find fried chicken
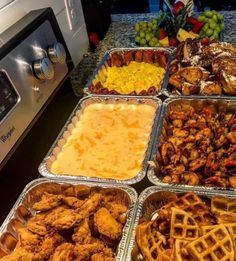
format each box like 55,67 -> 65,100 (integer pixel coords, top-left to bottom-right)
49,243 -> 74,261
33,232 -> 64,260
91,248 -> 115,261
27,213 -> 48,236
72,218 -> 91,243
75,193 -> 102,222
45,206 -> 76,230
62,196 -> 84,209
16,227 -> 41,251
0,247 -> 34,261
94,207 -> 122,240
106,203 -> 128,224
33,192 -> 62,212
74,240 -> 105,260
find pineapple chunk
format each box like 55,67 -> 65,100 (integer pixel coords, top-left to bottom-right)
159,37 -> 169,47
177,28 -> 199,42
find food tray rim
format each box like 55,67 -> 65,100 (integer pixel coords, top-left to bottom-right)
39,95 -> 162,185
83,47 -> 174,98
0,177 -> 138,261
148,96 -> 236,193
124,184 -> 236,261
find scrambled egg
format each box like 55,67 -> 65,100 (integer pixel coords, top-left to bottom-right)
102,61 -> 165,94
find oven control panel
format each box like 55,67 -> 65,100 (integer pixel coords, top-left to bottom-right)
0,8 -> 74,167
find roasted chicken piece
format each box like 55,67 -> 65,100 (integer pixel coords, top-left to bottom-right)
179,67 -> 203,85
49,243 -> 74,261
33,192 -> 62,212
45,206 -> 76,230
94,207 -> 122,240
200,81 -> 222,95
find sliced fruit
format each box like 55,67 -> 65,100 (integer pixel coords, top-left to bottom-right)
159,36 -> 169,47
177,28 -> 199,42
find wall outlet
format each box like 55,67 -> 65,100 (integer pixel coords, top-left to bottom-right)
64,0 -> 81,31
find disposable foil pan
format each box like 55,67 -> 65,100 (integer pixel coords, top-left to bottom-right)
148,97 -> 236,192
162,41 -> 236,99
84,47 -> 174,97
125,185 -> 236,261
0,178 -> 137,260
39,95 -> 162,184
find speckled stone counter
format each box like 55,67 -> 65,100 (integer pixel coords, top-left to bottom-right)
70,11 -> 236,97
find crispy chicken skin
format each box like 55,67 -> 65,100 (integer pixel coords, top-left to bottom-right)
72,218 -> 91,243
45,206 -> 76,230
33,192 -> 62,212
49,243 -> 74,261
91,248 -> 115,261
27,213 -> 48,236
62,196 -> 84,209
94,207 -> 122,240
75,193 -> 102,222
0,247 -> 34,261
74,241 -> 105,261
16,227 -> 41,251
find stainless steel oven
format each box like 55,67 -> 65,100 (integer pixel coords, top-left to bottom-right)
0,8 -> 80,222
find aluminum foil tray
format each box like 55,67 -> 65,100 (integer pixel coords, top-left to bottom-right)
148,97 -> 236,192
84,47 -> 173,97
125,185 -> 236,261
0,178 -> 137,260
39,95 -> 162,184
162,41 -> 236,99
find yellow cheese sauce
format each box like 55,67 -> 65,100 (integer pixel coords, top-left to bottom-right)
102,61 -> 165,94
51,103 -> 156,180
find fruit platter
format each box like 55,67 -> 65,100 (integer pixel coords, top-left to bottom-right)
134,0 -> 225,47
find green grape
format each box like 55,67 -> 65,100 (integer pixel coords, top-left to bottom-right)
135,23 -> 140,32
142,22 -> 148,29
146,33 -> 152,42
212,14 -> 218,23
148,40 -> 155,47
202,24 -> 209,32
148,21 -> 153,28
152,37 -> 158,43
220,23 -> 225,30
135,35 -> 141,44
140,38 -> 147,46
199,30 -> 205,37
206,28 -> 213,36
151,18 -> 158,24
215,25 -> 221,34
152,24 -> 157,30
217,13 -> 223,21
212,31 -> 219,40
204,10 -> 213,18
198,16 -> 205,22
155,42 -> 161,47
140,31 -> 146,38
209,21 -> 217,29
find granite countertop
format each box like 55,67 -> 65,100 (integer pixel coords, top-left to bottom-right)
70,11 -> 236,97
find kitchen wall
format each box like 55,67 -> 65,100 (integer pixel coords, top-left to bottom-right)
0,0 -> 89,65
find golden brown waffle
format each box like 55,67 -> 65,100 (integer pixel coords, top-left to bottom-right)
156,249 -> 174,261
174,239 -> 194,261
159,193 -> 213,225
136,221 -> 167,261
187,224 -> 234,261
211,197 -> 236,215
170,208 -> 199,241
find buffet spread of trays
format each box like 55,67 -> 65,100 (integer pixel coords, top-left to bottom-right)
2,39 -> 236,260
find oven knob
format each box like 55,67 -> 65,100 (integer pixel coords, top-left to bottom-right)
48,42 -> 66,64
33,57 -> 54,80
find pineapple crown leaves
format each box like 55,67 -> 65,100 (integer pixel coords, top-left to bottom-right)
160,0 -> 194,34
